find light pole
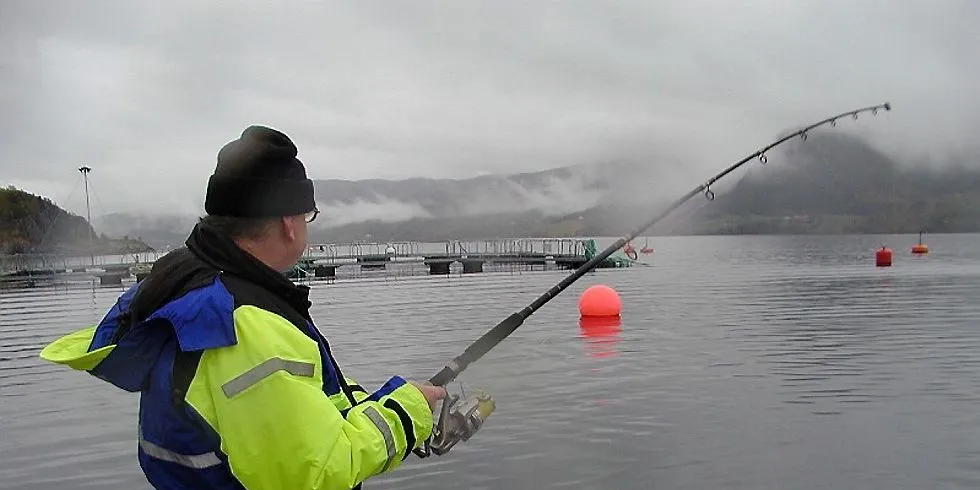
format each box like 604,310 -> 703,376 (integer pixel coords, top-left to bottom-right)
78,166 -> 93,266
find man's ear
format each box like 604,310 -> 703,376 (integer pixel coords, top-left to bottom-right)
280,216 -> 297,242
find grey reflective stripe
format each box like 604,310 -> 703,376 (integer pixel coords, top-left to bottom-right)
221,357 -> 316,398
139,433 -> 221,469
362,406 -> 396,472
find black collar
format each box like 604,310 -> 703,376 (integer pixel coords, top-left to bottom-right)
185,221 -> 312,317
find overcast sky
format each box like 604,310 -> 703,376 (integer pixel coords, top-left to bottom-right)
2,0 -> 978,217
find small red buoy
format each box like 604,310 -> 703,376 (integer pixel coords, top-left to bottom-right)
640,238 -> 654,254
875,246 -> 893,267
911,231 -> 928,254
578,284 -> 622,317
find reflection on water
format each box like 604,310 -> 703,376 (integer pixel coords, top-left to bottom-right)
2,233 -> 980,489
578,315 -> 622,359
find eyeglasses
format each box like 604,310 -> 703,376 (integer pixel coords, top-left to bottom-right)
305,209 -> 319,223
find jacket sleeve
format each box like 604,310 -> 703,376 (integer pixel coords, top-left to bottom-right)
183,305 -> 433,490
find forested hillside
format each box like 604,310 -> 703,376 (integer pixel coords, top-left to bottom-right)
0,187 -> 153,255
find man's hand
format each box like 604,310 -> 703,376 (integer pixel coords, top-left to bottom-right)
410,380 -> 447,413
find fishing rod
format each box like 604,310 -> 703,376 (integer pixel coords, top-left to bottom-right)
413,101 -> 892,458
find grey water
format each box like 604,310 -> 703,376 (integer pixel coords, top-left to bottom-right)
2,233 -> 979,489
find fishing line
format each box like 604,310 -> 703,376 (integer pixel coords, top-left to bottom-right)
414,102 -> 893,458
429,102 -> 893,387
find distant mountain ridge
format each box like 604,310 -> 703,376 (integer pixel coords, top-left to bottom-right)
89,131 -> 980,246
93,212 -> 198,251
310,160 -> 669,227
95,159 -> 675,246
686,130 -> 980,235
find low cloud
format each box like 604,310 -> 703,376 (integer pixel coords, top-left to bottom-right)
314,195 -> 434,228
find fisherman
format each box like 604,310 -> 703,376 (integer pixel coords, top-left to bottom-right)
39,125 -> 446,489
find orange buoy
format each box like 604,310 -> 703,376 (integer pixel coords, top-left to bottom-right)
875,246 -> 893,267
911,231 -> 928,254
578,284 -> 622,317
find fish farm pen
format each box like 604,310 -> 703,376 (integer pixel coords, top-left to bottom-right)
0,238 -> 637,291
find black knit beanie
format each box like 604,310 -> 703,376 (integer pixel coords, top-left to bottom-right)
204,125 -> 316,218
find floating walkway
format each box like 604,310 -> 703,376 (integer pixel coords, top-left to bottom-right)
0,238 -> 635,289
0,251 -> 161,289
291,238 -> 633,279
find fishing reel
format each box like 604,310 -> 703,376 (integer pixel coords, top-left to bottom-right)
413,388 -> 495,458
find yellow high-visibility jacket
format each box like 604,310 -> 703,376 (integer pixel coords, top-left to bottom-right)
39,225 -> 433,489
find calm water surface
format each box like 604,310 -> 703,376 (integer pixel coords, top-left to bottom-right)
2,234 -> 979,489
